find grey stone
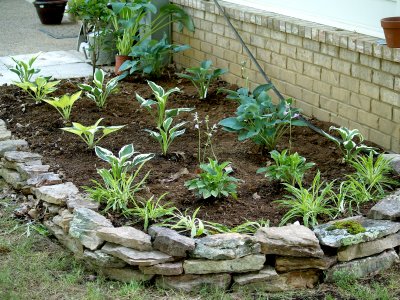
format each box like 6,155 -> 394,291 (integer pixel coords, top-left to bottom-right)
338,232 -> 400,262
44,220 -> 84,258
368,189 -> 400,221
43,202 -> 62,216
156,273 -> 231,292
140,262 -> 183,275
27,172 -> 62,187
17,164 -> 50,180
52,209 -> 74,233
35,182 -> 79,205
0,140 -> 28,156
97,226 -> 152,251
314,216 -> 400,248
275,256 -> 337,272
69,208 -> 113,250
325,250 -> 399,282
83,250 -> 126,268
255,224 -> 324,257
191,233 -> 260,260
0,130 -> 11,141
99,267 -> 154,283
183,254 -> 266,274
3,151 -> 42,164
382,153 -> 400,175
233,266 -> 281,286
102,242 -> 173,266
0,168 -> 25,189
149,226 -> 195,257
66,194 -> 99,211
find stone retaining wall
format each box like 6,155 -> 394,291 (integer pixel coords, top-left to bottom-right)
0,119 -> 400,292
170,0 -> 400,153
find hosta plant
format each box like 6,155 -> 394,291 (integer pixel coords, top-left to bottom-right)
176,60 -> 228,99
43,91 -> 81,121
185,158 -> 239,200
219,84 -> 306,151
9,53 -> 41,83
162,207 -> 205,238
14,76 -> 60,103
257,150 -> 315,186
61,118 -> 124,149
276,171 -> 336,228
325,126 -> 377,162
78,68 -> 119,109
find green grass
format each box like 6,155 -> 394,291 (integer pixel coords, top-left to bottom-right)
1,193 -> 399,300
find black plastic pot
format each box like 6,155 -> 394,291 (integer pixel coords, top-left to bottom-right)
33,0 -> 68,25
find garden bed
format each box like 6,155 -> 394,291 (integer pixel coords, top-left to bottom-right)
0,74 -> 382,227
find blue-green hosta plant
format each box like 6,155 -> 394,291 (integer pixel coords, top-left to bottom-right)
162,207 -> 205,238
276,171 -> 336,228
325,126 -> 377,162
85,144 -> 154,214
14,76 -> 60,103
43,91 -> 81,121
9,52 -> 41,83
61,118 -> 124,149
78,68 -> 119,109
185,158 -> 239,200
120,35 -> 190,78
176,60 -> 228,99
219,84 -> 306,151
257,150 -> 315,186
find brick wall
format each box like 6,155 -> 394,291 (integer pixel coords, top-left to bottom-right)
171,0 -> 400,153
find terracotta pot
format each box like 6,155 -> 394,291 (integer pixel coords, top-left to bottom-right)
381,17 -> 400,48
33,0 -> 67,25
114,55 -> 131,75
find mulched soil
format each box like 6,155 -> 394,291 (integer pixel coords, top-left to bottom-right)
0,73 -> 388,227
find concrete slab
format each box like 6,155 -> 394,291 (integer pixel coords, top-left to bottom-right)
40,63 -> 92,80
0,51 -> 86,68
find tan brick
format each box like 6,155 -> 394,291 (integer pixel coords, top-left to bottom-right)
320,96 -> 339,113
332,87 -> 351,103
296,100 -> 313,117
359,81 -> 380,99
296,74 -> 314,90
302,89 -> 320,106
379,118 -> 400,137
296,48 -> 313,63
280,44 -> 297,59
303,39 -> 320,52
371,100 -> 393,119
369,128 -> 391,150
190,38 -> 201,50
192,49 -> 206,61
287,35 -> 303,47
349,93 -> 371,111
330,115 -> 350,128
271,30 -> 287,42
314,53 -> 332,69
332,58 -> 351,75
321,69 -> 340,87
380,88 -> 400,106
394,108 -> 400,122
204,12 -> 216,23
351,64 -> 372,82
359,54 -> 381,70
265,40 -> 281,53
338,103 -> 358,120
358,110 -> 379,128
391,138 -> 400,153
340,74 -> 360,93
250,35 -> 265,48
242,22 -> 256,34
212,23 -> 225,35
229,62 -> 242,77
204,32 -> 217,45
395,77 -> 400,92
313,108 -> 331,122
339,48 -> 360,63
303,63 -> 321,80
256,25 -> 271,37
372,71 -> 394,89
321,44 -> 339,57
285,83 -> 302,99
223,49 -> 237,62
256,48 -> 271,63
271,53 -> 287,68
200,41 -> 213,54
230,40 -> 243,53
381,61 -> 400,74
313,81 -> 331,98
287,58 -> 303,73
212,45 -> 225,59
279,69 -> 296,85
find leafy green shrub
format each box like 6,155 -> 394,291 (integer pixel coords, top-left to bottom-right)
78,69 -> 119,109
276,171 -> 336,227
162,207 -> 205,238
85,144 -> 154,214
257,150 -> 315,186
185,159 -> 239,200
43,91 -> 81,121
14,77 -> 60,103
219,84 -> 306,151
176,60 -> 228,99
9,53 -> 41,83
61,118 -> 124,149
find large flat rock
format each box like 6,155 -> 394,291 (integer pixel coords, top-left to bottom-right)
368,189 -> 400,221
183,254 -> 266,274
148,226 -> 195,257
314,216 -> 400,248
3,151 -> 42,164
255,224 -> 324,257
35,182 -> 79,205
190,233 -> 260,260
139,262 -> 183,276
69,208 -> 113,250
325,250 -> 399,282
275,255 -> 337,272
156,273 -> 231,292
102,242 -> 173,266
83,250 -> 126,268
97,226 -> 152,251
66,194 -> 99,211
0,140 -> 28,156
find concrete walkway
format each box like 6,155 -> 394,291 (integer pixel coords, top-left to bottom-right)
0,0 -> 92,84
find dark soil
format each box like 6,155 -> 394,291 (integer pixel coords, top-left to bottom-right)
0,74 -> 386,227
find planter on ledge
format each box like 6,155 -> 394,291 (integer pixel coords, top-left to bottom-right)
381,17 -> 400,48
33,0 -> 68,25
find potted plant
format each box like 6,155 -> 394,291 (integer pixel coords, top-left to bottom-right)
381,17 -> 400,48
33,0 -> 68,25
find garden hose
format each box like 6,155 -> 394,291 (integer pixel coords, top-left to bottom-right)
212,0 -> 336,141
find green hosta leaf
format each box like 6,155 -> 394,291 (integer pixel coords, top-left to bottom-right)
118,144 -> 135,160
95,146 -> 114,163
102,125 -> 125,135
218,117 -> 244,131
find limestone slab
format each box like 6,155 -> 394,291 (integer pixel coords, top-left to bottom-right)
83,250 -> 126,268
66,194 -> 99,211
183,254 -> 266,274
314,216 -> 400,248
0,130 -> 11,141
156,273 -> 231,292
368,189 -> 400,221
149,226 -> 195,257
0,140 -> 28,156
275,255 -> 337,272
27,172 -> 62,187
140,262 -> 183,276
35,182 -> 79,205
102,242 -> 173,266
3,151 -> 42,164
17,164 -> 50,180
97,226 -> 152,251
255,224 -> 324,257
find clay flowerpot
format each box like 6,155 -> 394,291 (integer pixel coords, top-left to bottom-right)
381,17 -> 400,48
33,0 -> 68,25
114,55 -> 131,75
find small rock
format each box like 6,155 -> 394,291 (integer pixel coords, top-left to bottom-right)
140,262 -> 183,275
368,189 -> 400,221
3,151 -> 42,165
27,173 -> 62,187
52,209 -> 74,233
0,130 -> 11,141
0,168 -> 25,189
28,208 -> 39,219
97,226 -> 152,251
149,226 -> 195,257
17,164 -> 50,180
66,194 -> 99,211
382,153 -> 400,175
0,140 -> 29,156
156,273 -> 231,292
35,182 -> 79,205
83,250 -> 126,268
